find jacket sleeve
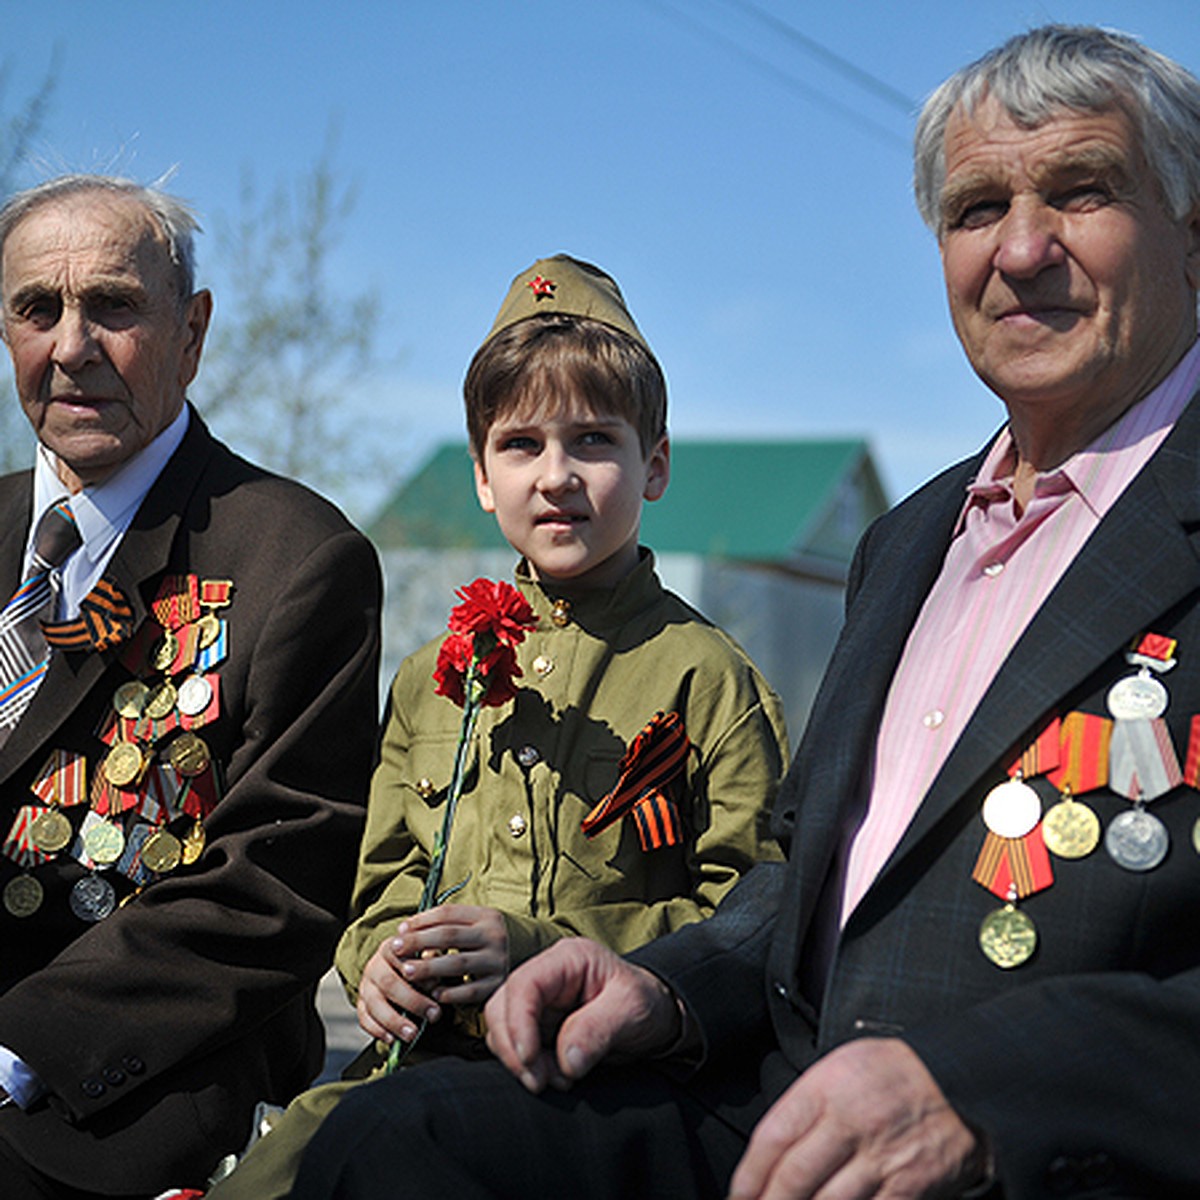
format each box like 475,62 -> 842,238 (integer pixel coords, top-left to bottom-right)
334,655 -> 433,1000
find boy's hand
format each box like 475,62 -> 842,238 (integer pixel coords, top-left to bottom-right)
356,938 -> 442,1044
393,904 -> 510,1007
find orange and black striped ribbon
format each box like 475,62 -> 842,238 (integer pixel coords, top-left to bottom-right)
43,578 -> 135,652
972,824 -> 1054,900
581,710 -> 690,851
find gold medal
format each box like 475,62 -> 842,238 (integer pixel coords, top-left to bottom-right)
113,680 -> 149,719
141,829 -> 183,874
196,612 -> 221,649
1193,816 -> 1200,856
29,809 -> 72,854
144,680 -> 178,721
979,902 -> 1037,969
1042,794 -> 1101,860
3,874 -> 43,917
83,820 -> 126,866
168,732 -> 211,777
151,630 -> 180,672
104,741 -> 144,788
180,819 -> 206,865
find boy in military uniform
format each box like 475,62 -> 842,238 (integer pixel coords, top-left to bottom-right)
210,255 -> 788,1198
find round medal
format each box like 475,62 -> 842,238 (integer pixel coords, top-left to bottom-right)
69,875 -> 116,922
979,903 -> 1037,969
104,741 -> 144,788
168,732 -> 211,777
1106,673 -> 1168,721
197,612 -> 221,649
145,680 -> 178,721
1193,816 -> 1200,856
981,778 -> 1042,839
1041,797 -> 1101,860
83,820 -> 126,866
30,809 -> 72,854
1105,808 -> 1169,872
113,680 -> 149,719
176,674 -> 213,717
3,874 -> 43,918
151,630 -> 180,672
141,829 -> 183,874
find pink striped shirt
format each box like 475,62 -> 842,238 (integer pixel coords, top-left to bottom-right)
838,338 -> 1200,925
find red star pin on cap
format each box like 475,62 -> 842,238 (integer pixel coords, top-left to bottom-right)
527,274 -> 555,298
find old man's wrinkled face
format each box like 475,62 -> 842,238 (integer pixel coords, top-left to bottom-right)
1,191 -> 211,492
939,97 -> 1200,431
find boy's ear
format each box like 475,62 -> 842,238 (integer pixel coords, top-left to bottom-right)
473,456 -> 496,513
643,434 -> 670,503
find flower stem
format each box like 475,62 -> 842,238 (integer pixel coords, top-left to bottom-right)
384,653 -> 487,1073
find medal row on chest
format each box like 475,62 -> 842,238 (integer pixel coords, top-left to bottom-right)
1,574 -> 233,923
976,633 -> 1194,968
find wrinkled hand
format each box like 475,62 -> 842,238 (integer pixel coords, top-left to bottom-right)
485,938 -> 681,1094
356,904 -> 509,1043
728,1038 -> 985,1200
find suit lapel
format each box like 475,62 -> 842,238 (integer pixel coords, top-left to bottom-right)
785,455 -> 981,935
859,393 -> 1200,915
0,413 -> 217,786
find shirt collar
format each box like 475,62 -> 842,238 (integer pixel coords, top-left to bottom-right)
958,336 -> 1200,531
30,404 -> 190,570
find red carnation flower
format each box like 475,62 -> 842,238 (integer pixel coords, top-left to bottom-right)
432,632 -> 473,706
448,578 -> 537,648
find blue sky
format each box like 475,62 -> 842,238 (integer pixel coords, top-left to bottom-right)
6,1 -> 1199,519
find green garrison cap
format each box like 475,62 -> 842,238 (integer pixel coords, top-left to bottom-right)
484,254 -> 650,351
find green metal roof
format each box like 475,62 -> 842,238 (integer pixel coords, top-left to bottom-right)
367,440 -> 887,567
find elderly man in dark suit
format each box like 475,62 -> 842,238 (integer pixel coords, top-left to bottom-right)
296,24 -> 1200,1200
0,175 -> 381,1198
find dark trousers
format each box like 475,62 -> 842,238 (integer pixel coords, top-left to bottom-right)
293,1056 -> 752,1199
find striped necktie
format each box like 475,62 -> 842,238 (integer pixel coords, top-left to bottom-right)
0,500 -> 82,744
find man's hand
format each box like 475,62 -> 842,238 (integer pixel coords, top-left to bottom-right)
729,1039 -> 985,1200
484,938 -> 681,1094
356,904 -> 509,1042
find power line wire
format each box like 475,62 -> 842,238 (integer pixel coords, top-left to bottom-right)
714,0 -> 918,113
640,0 -> 912,151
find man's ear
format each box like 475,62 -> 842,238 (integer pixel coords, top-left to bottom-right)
643,434 -> 669,502
178,289 -> 213,390
473,456 -> 496,513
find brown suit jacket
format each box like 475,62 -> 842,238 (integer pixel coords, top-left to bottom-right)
0,410 -> 382,1193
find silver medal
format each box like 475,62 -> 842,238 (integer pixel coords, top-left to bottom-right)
69,874 -> 117,922
981,778 -> 1042,839
1106,672 -> 1168,721
1104,808 -> 1169,872
176,674 -> 213,717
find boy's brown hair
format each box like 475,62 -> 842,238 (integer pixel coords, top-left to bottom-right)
464,312 -> 667,458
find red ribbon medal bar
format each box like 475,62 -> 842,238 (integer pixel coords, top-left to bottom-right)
582,711 -> 690,852
1041,712 -> 1111,859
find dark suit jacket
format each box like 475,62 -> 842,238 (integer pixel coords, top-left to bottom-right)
0,411 -> 382,1193
635,392 -> 1200,1198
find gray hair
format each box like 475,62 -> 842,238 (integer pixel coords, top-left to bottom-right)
914,25 -> 1200,232
0,174 -> 201,304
